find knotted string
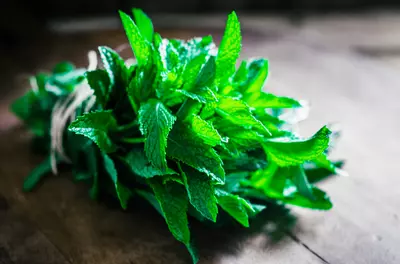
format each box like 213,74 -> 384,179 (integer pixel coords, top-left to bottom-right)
49,50 -> 98,174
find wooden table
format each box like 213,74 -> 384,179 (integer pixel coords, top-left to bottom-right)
1,13 -> 400,264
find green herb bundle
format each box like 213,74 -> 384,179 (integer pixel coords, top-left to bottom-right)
11,9 -> 344,263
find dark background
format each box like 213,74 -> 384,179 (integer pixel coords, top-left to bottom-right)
2,0 -> 400,49
2,0 -> 400,34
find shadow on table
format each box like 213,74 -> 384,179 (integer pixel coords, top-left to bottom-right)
0,125 -> 297,264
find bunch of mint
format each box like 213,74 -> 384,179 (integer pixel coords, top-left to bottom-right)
11,9 -> 344,263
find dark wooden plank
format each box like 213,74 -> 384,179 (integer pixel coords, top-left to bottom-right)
0,195 -> 69,264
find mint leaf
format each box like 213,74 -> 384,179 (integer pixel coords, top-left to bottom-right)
280,186 -> 332,210
263,126 -> 331,167
292,166 -> 314,200
214,119 -> 264,150
180,164 -> 218,222
11,90 -> 38,121
216,189 -> 252,227
313,153 -> 347,176
224,172 -> 249,193
191,115 -> 223,147
250,93 -> 302,109
85,69 -> 110,108
52,62 -> 75,74
216,97 -> 269,135
254,164 -> 332,210
132,8 -> 154,42
149,179 -> 190,244
182,54 -> 208,91
124,149 -> 176,178
69,110 -> 117,153
23,155 -> 54,191
119,11 -> 150,66
215,11 -> 241,84
167,124 -> 225,184
196,56 -> 216,88
171,87 -> 217,106
240,58 -> 268,94
98,46 -> 127,87
139,99 -> 176,172
102,153 -> 132,209
186,36 -> 215,59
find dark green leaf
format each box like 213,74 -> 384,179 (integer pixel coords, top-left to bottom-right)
196,56 -> 216,88
136,189 -> 164,216
124,149 -> 176,178
86,144 -> 99,200
216,189 -> 252,227
52,62 -> 75,74
180,164 -> 218,222
85,69 -> 111,108
98,46 -> 127,87
138,99 -> 176,172
102,153 -> 132,209
149,179 -> 190,244
224,171 -> 249,193
23,155 -> 54,192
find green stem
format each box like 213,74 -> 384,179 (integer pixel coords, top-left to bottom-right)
116,120 -> 138,132
121,137 -> 145,144
128,96 -> 139,116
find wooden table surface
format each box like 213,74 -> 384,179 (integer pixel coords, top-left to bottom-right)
1,13 -> 400,264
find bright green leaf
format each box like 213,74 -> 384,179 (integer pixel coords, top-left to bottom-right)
216,97 -> 270,135
215,11 -> 241,84
119,11 -> 150,66
291,166 -> 314,200
68,110 -> 118,153
167,124 -> 225,184
250,92 -> 302,109
182,54 -> 208,91
191,115 -> 223,147
263,126 -> 331,167
132,8 -> 154,42
241,59 -> 268,94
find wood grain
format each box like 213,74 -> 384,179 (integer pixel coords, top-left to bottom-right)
1,14 -> 400,263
